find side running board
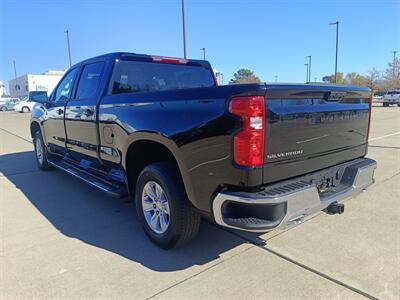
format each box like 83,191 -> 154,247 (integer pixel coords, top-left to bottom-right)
48,159 -> 128,198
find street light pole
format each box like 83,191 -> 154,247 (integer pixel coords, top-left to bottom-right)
304,63 -> 309,83
392,50 -> 398,78
13,60 -> 17,79
200,47 -> 206,60
306,55 -> 312,82
65,30 -> 72,67
181,0 -> 187,59
329,21 -> 339,83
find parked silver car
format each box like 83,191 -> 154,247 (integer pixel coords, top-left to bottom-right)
0,98 -> 21,111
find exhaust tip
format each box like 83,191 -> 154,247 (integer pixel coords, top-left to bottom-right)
326,202 -> 344,215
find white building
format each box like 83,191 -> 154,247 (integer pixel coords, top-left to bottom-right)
0,81 -> 6,97
9,70 -> 65,99
213,69 -> 224,85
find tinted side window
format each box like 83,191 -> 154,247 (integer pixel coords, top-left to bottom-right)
76,62 -> 105,100
54,68 -> 78,102
109,60 -> 215,94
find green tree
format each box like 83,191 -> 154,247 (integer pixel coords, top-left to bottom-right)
345,72 -> 367,86
229,69 -> 261,84
322,72 -> 347,84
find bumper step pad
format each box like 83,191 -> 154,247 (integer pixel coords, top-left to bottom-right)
213,158 -> 377,232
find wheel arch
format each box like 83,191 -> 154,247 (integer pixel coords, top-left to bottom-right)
30,120 -> 41,138
123,133 -> 197,209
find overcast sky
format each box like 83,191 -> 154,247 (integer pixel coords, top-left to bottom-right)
0,0 -> 399,86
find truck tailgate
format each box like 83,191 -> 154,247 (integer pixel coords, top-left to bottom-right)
263,85 -> 371,184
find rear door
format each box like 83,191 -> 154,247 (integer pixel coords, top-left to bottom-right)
263,85 -> 371,183
64,61 -> 105,165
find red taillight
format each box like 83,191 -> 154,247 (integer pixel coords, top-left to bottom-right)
229,96 -> 265,167
151,56 -> 188,64
367,95 -> 372,141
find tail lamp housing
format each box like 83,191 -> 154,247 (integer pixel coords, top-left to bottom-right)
229,95 -> 266,167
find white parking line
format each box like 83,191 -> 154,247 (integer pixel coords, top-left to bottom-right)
369,131 -> 400,142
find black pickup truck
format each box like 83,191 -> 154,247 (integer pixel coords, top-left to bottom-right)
30,52 -> 376,248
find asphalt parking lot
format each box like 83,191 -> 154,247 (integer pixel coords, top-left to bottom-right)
1,105 -> 399,299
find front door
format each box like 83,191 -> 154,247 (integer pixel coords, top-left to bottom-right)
64,61 -> 105,166
42,68 -> 78,155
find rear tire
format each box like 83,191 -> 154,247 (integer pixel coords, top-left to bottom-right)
0,106 -> 7,111
135,162 -> 200,249
33,131 -> 53,171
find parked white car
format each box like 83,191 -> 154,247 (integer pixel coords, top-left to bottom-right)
383,90 -> 400,107
14,97 -> 37,113
0,98 -> 20,111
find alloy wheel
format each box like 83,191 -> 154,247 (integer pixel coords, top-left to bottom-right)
141,181 -> 170,234
35,137 -> 44,165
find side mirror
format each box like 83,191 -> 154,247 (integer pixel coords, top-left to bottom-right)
29,91 -> 49,104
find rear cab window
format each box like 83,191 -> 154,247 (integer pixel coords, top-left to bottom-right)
108,60 -> 215,94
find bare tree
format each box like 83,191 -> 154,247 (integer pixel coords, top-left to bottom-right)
384,58 -> 400,89
365,68 -> 381,93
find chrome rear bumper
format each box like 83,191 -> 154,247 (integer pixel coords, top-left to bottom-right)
212,158 -> 377,232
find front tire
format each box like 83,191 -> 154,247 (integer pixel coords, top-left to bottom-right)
22,106 -> 30,113
33,131 -> 53,171
0,106 -> 7,111
135,162 -> 200,249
